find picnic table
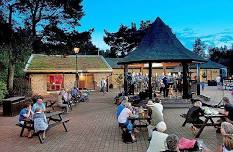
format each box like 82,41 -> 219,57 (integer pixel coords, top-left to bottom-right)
181,107 -> 226,138
128,115 -> 149,128
195,113 -> 226,138
19,111 -> 69,143
129,108 -> 150,129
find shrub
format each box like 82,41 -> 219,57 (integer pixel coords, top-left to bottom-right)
0,81 -> 8,101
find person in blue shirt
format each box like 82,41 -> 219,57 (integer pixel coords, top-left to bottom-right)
116,102 -> 125,118
162,76 -> 169,97
116,96 -> 128,118
71,87 -> 78,97
18,103 -> 33,137
32,98 -> 46,113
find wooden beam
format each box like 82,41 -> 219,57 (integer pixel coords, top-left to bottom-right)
182,63 -> 189,99
124,65 -> 128,96
149,62 -> 152,99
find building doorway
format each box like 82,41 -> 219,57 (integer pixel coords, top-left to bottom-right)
78,73 -> 94,90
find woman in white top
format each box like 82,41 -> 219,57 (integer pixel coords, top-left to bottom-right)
147,99 -> 164,139
117,102 -> 136,141
147,121 -> 168,152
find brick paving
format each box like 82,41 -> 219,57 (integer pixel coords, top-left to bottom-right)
0,87 -> 229,152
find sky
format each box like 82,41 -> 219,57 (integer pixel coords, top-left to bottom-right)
77,0 -> 233,50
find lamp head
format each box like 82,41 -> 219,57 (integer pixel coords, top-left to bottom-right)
73,47 -> 80,54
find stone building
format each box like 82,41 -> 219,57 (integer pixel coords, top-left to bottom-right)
24,54 -> 112,95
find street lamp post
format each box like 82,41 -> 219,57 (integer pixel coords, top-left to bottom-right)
74,47 -> 80,88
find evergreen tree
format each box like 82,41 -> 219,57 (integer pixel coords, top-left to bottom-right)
38,23 -> 98,55
104,20 -> 151,58
193,38 -> 206,58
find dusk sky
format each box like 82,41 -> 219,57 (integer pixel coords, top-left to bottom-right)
78,0 -> 233,50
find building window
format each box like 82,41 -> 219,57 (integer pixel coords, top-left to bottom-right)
47,74 -> 64,91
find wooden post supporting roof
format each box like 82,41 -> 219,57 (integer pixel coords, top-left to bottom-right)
182,63 -> 189,99
197,63 -> 200,95
124,65 -> 128,96
148,62 -> 152,99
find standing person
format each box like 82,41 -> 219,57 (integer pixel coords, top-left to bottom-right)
32,98 -> 46,113
146,99 -> 165,140
18,103 -> 33,138
162,75 -> 169,97
216,75 -> 221,86
100,78 -> 106,94
201,81 -> 205,91
33,108 -> 48,139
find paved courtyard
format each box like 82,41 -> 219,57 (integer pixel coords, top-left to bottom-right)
0,86 -> 232,152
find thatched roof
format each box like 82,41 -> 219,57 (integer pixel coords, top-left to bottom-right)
24,54 -> 112,73
118,17 -> 206,64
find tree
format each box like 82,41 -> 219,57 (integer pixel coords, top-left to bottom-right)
0,2 -> 32,92
193,38 -> 206,58
36,23 -> 98,55
0,19 -> 32,92
209,46 -> 233,76
21,0 -> 84,37
104,20 -> 151,58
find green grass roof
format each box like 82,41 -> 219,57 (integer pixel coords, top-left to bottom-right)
25,54 -> 112,72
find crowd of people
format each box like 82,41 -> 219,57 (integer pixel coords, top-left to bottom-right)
115,95 -> 233,152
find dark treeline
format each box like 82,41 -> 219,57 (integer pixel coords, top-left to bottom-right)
208,46 -> 233,76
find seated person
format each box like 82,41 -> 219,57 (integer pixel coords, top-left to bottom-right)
163,134 -> 180,152
71,87 -> 78,97
79,90 -> 89,102
219,97 -> 233,123
32,98 -> 46,113
33,108 -> 48,139
147,99 -> 164,139
71,87 -> 79,102
57,92 -> 69,113
186,100 -> 204,131
147,121 -> 168,152
216,122 -> 233,152
62,90 -> 72,104
18,103 -> 33,137
116,97 -> 127,118
117,102 -> 136,142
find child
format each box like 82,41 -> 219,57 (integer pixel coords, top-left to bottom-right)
33,108 -> 48,139
18,103 -> 33,138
